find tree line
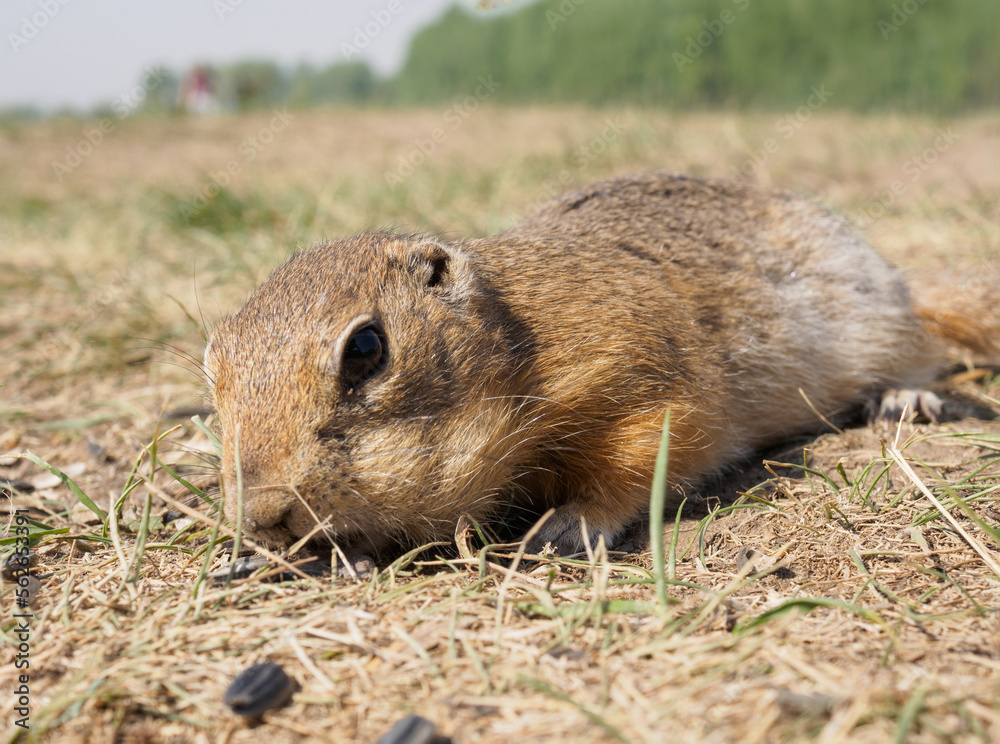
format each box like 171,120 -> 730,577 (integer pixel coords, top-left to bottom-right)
390,0 -> 998,112
11,0 -> 995,120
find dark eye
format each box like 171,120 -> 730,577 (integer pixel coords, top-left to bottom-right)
342,325 -> 386,391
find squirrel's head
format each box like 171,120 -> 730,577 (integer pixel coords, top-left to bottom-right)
204,232 -> 534,555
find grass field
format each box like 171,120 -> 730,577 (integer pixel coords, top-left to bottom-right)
1,107 -> 999,743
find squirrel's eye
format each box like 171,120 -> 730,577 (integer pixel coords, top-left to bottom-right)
342,325 -> 386,391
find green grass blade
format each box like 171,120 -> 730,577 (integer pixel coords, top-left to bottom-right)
737,596 -> 887,631
191,415 -> 222,458
21,452 -> 107,521
649,408 -> 670,610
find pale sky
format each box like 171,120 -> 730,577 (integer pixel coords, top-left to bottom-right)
0,0 -> 512,111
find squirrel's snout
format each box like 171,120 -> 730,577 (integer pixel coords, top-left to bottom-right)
231,486 -> 296,532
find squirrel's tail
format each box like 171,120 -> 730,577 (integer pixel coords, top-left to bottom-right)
915,306 -> 1000,357
911,263 -> 1000,357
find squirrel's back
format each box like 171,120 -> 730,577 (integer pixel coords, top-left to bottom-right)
473,172 -> 936,464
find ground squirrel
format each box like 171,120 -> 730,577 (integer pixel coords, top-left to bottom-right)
204,171 -> 986,558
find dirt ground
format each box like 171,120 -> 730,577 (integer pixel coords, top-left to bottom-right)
1,108 -> 999,743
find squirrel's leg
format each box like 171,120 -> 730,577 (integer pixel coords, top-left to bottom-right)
523,497 -> 635,556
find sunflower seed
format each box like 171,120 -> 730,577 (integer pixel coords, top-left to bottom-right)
224,661 -> 295,718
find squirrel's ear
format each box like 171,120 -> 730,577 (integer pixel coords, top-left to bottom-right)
406,241 -> 476,304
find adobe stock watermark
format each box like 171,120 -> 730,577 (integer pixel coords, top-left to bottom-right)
878,0 -> 927,40
50,66 -> 165,182
341,0 -> 403,60
383,75 -> 501,189
528,116 -> 627,211
730,84 -> 834,179
547,0 -> 588,29
181,108 -> 296,219
854,126 -> 961,229
10,509 -> 33,731
673,0 -> 751,71
7,0 -> 71,53
213,0 -> 246,20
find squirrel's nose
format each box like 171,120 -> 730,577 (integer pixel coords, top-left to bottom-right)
232,487 -> 296,531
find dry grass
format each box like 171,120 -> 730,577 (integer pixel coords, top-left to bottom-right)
2,107 -> 1000,743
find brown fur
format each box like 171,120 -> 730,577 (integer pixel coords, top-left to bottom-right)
205,171 -> 965,556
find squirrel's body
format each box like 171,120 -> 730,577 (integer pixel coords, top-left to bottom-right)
206,172 -> 943,555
